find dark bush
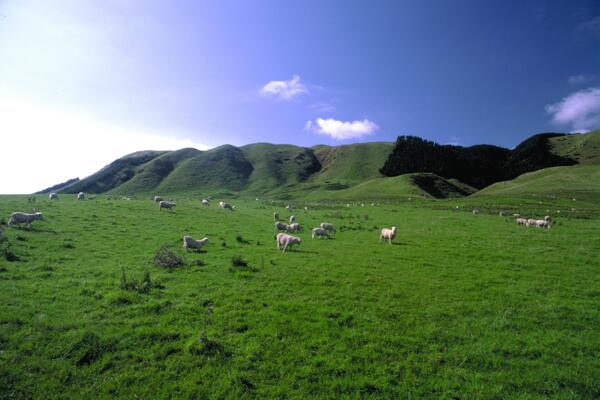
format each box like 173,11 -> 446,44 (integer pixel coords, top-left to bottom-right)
231,256 -> 248,267
154,246 -> 184,268
236,234 -> 250,244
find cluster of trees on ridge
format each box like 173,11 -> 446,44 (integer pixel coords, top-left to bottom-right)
379,133 -> 577,189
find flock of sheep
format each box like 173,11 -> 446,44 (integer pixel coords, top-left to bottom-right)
5,192 -> 554,256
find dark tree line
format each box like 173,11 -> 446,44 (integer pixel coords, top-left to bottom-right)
379,133 -> 577,189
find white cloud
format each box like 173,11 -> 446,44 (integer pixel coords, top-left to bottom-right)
0,96 -> 210,194
260,75 -> 307,100
546,87 -> 600,132
305,118 -> 378,140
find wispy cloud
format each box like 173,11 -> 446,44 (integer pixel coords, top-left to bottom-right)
568,74 -> 595,86
305,118 -> 378,140
546,87 -> 600,132
577,15 -> 600,35
310,101 -> 336,114
260,74 -> 307,100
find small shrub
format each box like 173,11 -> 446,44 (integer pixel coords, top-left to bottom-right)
193,259 -> 205,267
1,241 -> 19,262
154,246 -> 184,268
120,268 -> 163,293
231,256 -> 248,267
236,234 -> 250,244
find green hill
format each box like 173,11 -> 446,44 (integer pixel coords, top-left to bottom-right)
310,142 -> 395,183
549,130 -> 600,164
51,131 -> 599,201
474,164 -> 600,203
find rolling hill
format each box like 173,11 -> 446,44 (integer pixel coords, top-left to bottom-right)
45,131 -> 599,200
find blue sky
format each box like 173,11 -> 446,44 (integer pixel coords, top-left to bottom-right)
0,0 -> 599,192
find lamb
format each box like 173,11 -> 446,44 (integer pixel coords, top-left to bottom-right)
154,196 -> 163,202
49,192 -> 58,200
380,226 -> 397,244
201,199 -> 210,206
516,218 -> 527,226
320,222 -> 336,233
159,201 -> 176,211
274,222 -> 289,232
311,227 -> 329,239
219,201 -> 235,210
288,223 -> 302,232
289,215 -> 296,224
526,218 -> 537,227
273,212 -> 279,221
183,235 -> 209,250
8,212 -> 44,229
276,232 -> 301,252
77,192 -> 85,200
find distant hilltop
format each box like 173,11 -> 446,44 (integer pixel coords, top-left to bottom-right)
39,130 -> 599,200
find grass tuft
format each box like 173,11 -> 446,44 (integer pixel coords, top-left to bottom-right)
154,246 -> 184,268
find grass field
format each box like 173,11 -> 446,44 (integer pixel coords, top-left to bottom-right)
1,195 -> 599,399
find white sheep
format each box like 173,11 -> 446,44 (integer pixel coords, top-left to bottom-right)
273,212 -> 279,221
8,212 -> 44,229
77,192 -> 85,200
219,201 -> 235,210
274,222 -> 289,232
311,227 -> 329,239
159,201 -> 176,211
49,192 -> 58,200
380,226 -> 397,244
154,196 -> 163,202
472,209 -> 479,214
320,222 -> 336,233
183,235 -> 209,250
513,213 -> 521,218
304,206 -> 308,213
526,218 -> 537,227
516,218 -> 527,226
535,219 -> 551,229
288,223 -> 302,232
276,232 -> 301,252
289,215 -> 296,224
201,199 -> 210,206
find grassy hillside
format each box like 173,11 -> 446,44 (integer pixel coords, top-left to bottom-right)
240,143 -> 321,194
62,151 -> 166,194
310,142 -> 394,183
549,130 -> 600,164
110,148 -> 201,195
1,196 -> 598,398
474,164 -> 600,201
155,145 -> 254,194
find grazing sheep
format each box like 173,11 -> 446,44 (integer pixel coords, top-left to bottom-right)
304,206 -> 308,213
311,227 -> 329,239
289,215 -> 296,224
544,215 -> 551,222
219,201 -> 235,210
77,192 -> 85,200
8,212 -> 44,229
516,218 -> 527,226
273,212 -> 279,221
380,226 -> 397,244
154,196 -> 163,202
534,219 -> 550,229
472,209 -> 479,214
513,213 -> 521,218
320,222 -> 336,233
183,235 -> 209,250
526,218 -> 537,227
49,192 -> 58,200
159,201 -> 176,211
274,222 -> 289,232
288,223 -> 302,232
499,210 -> 505,216
285,204 -> 291,210
201,199 -> 210,206
276,232 -> 301,252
